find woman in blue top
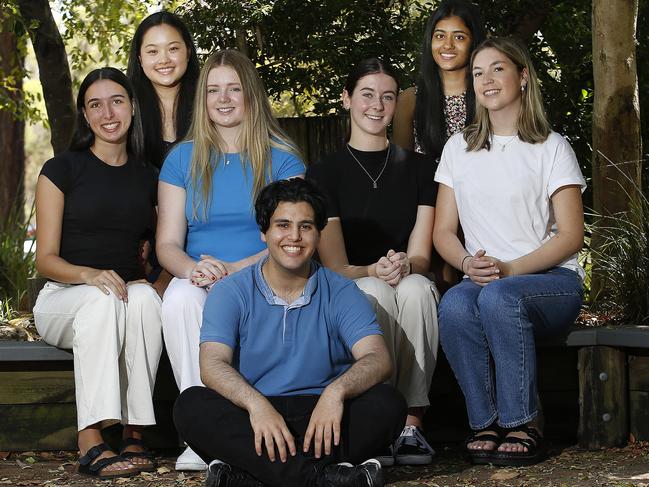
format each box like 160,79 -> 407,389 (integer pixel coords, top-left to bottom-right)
156,49 -> 304,468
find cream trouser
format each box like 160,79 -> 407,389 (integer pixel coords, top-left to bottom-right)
355,274 -> 440,408
161,277 -> 207,393
33,282 -> 163,431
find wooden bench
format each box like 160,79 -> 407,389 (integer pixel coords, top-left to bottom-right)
2,325 -> 648,451
0,340 -> 181,451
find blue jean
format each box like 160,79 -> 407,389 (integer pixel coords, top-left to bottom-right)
438,267 -> 583,430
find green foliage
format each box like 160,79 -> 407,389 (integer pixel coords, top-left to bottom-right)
0,201 -> 35,311
178,0 -> 431,114
59,0 -> 154,81
0,1 -> 46,124
590,170 -> 649,325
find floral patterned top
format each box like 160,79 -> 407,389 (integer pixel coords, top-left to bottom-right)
413,91 -> 467,155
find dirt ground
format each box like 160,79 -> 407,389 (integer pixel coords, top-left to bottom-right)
1,442 -> 648,487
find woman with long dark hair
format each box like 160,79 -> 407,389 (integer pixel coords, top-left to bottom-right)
127,10 -> 199,169
393,0 -> 485,160
127,10 -> 200,298
33,68 -> 162,479
434,37 -> 585,466
307,58 -> 439,467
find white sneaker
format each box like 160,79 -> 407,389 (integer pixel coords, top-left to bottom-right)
175,446 -> 207,471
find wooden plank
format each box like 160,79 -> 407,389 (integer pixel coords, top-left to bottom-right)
0,341 -> 73,362
0,403 -> 78,451
630,391 -> 649,441
0,400 -> 180,451
0,371 -> 75,404
629,355 -> 649,391
578,346 -> 628,448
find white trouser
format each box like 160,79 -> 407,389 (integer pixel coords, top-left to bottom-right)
33,282 -> 163,431
161,278 -> 207,392
355,274 -> 440,408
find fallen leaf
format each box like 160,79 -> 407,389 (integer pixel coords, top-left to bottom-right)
0,452 -> 10,460
157,466 -> 172,474
491,470 -> 520,480
114,478 -> 130,485
16,459 -> 32,469
24,457 -> 36,464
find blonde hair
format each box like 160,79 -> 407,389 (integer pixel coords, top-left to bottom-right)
186,49 -> 300,219
464,37 -> 552,152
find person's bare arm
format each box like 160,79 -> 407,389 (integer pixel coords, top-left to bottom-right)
432,183 -> 499,286
392,87 -> 416,150
302,334 -> 391,457
156,182 -> 198,279
199,342 -> 296,463
35,175 -> 128,299
317,218 -> 400,283
487,186 -> 584,276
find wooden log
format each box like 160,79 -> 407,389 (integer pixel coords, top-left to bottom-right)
629,391 -> 649,442
578,346 -> 628,448
0,371 -> 74,404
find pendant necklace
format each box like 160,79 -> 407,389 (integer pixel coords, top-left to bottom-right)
492,134 -> 518,152
346,143 -> 391,189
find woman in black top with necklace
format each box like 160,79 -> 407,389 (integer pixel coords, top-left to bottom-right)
307,58 -> 439,467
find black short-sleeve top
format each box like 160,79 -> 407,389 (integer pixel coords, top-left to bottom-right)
40,149 -> 158,282
307,143 -> 437,266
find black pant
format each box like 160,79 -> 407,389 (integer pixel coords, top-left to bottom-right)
173,384 -> 406,487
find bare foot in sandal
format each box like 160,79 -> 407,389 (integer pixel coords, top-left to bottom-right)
120,425 -> 156,472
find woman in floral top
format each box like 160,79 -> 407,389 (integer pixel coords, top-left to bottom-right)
393,0 -> 485,161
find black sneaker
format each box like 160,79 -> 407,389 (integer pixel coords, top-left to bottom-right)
319,459 -> 383,486
205,459 -> 264,487
393,426 -> 435,465
375,445 -> 395,467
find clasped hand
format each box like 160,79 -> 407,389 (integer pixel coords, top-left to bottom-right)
375,249 -> 410,286
464,249 -> 513,286
190,254 -> 234,288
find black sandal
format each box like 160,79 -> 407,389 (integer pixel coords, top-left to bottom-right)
119,437 -> 156,472
464,425 -> 503,465
490,426 -> 545,466
78,443 -> 139,478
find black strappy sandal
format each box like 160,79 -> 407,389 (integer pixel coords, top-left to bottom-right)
490,426 -> 545,467
119,437 -> 156,472
77,443 -> 139,478
464,425 -> 503,465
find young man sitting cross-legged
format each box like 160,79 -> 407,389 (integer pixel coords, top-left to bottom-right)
173,178 -> 407,487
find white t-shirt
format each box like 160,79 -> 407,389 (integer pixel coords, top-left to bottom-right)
435,131 -> 586,279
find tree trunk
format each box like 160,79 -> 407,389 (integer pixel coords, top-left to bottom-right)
16,0 -> 75,155
591,0 -> 642,297
0,24 -> 25,224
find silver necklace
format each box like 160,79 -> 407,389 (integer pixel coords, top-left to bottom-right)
492,134 -> 518,152
346,143 -> 391,189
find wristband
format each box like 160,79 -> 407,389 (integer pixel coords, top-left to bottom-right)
461,255 -> 472,273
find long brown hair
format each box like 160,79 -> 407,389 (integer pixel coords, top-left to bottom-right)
464,37 -> 551,152
187,49 -> 299,220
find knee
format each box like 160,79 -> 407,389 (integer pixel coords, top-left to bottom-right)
395,275 -> 435,306
355,277 -> 395,306
127,283 -> 160,305
476,280 -> 519,316
438,285 -> 476,330
162,280 -> 205,313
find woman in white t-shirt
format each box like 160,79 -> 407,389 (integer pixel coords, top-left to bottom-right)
433,37 -> 585,467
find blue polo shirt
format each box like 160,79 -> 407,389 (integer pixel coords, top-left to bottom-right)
200,258 -> 382,396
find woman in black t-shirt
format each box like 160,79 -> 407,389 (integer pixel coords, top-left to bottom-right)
306,58 -> 439,467
33,68 -> 162,480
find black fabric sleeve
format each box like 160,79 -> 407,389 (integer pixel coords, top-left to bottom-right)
40,155 -> 71,193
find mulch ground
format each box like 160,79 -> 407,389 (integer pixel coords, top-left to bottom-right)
1,442 -> 648,486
